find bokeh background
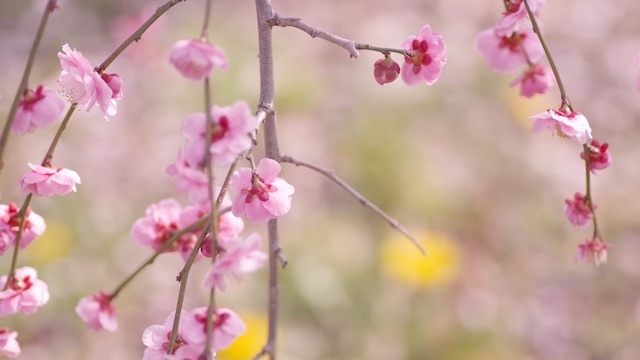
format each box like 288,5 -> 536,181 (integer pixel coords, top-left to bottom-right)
1,0 -> 640,359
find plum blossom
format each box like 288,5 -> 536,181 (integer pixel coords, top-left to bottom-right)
12,85 -> 65,135
373,56 -> 400,85
564,192 -> 595,228
0,328 -> 20,358
169,39 -> 228,81
177,203 -> 244,257
0,203 -> 46,256
581,140 -> 611,173
131,198 -> 197,261
57,43 -> 120,119
530,108 -> 592,144
510,64 -> 554,97
401,24 -> 447,86
142,310 -> 194,360
20,162 -> 81,196
475,28 -> 543,73
75,291 -> 117,332
577,237 -> 611,265
0,267 -> 50,316
166,153 -> 209,205
203,233 -> 267,291
181,307 -> 246,351
101,73 -> 123,100
495,0 -> 545,37
230,158 -> 295,224
182,101 -> 258,167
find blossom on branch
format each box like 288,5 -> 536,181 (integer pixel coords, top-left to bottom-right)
580,140 -> 611,173
182,101 -> 258,167
166,152 -> 209,205
75,291 -> 117,332
169,39 -> 228,81
564,192 -> 595,228
577,237 -> 611,265
475,28 -> 543,73
0,203 -> 46,256
530,108 -> 592,144
12,85 -> 65,135
401,24 -> 447,86
373,56 -> 400,85
0,328 -> 20,358
230,158 -> 295,224
510,64 -> 554,97
20,163 -> 81,196
57,44 -> 121,119
0,267 -> 49,316
203,233 -> 267,291
142,310 -> 196,360
495,0 -> 545,37
182,307 -> 246,351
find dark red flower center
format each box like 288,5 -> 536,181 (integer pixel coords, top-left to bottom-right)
19,86 -> 45,112
405,39 -> 432,75
242,175 -> 278,203
211,116 -> 229,142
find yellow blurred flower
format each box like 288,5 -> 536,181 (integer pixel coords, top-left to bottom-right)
505,83 -> 555,128
380,232 -> 460,288
24,219 -> 74,265
218,312 -> 268,360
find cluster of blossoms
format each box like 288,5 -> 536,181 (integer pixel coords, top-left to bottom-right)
372,24 -> 447,86
71,37 -> 294,357
479,0 -> 613,265
475,0 -> 554,98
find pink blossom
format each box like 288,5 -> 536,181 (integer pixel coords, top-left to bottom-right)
510,64 -> 555,97
495,0 -> 545,37
101,73 -> 123,100
142,310 -> 191,360
167,345 -> 210,360
577,238 -> 611,265
0,267 -> 49,316
169,39 -> 228,81
401,24 -> 447,86
20,163 -> 81,196
57,43 -> 119,119
475,28 -> 543,73
181,307 -> 246,351
131,198 -> 197,261
0,203 -> 46,256
0,328 -> 20,358
580,140 -> 611,173
166,153 -> 209,205
230,158 -> 295,224
373,56 -> 400,85
75,291 -> 117,332
12,85 -> 65,135
182,101 -> 258,167
178,203 -> 244,257
564,192 -> 595,228
530,108 -> 592,144
203,233 -> 267,291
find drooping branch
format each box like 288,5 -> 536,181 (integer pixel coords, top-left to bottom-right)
281,155 -> 427,256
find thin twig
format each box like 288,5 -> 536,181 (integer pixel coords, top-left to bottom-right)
281,155 -> 427,256
0,0 -> 57,172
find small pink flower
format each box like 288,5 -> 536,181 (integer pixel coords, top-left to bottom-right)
530,108 -> 592,144
75,291 -> 117,332
494,0 -> 545,37
476,28 -> 543,73
101,73 -> 123,100
564,192 -> 596,228
401,24 -> 447,86
0,203 -> 46,255
12,85 -> 65,135
0,328 -> 20,358
182,307 -> 246,351
510,64 -> 555,97
182,101 -> 258,167
169,39 -> 228,81
373,56 -> 400,85
230,158 -> 295,224
0,267 -> 49,316
577,238 -> 611,265
580,140 -> 611,173
58,43 -> 119,119
142,310 -> 190,360
166,153 -> 209,205
203,233 -> 267,291
20,163 -> 81,196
